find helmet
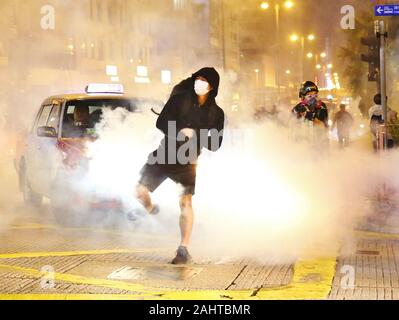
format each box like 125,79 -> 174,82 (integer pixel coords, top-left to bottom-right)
299,81 -> 319,98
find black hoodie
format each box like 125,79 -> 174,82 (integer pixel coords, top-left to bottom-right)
154,67 -> 225,164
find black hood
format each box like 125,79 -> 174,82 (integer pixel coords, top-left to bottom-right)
192,67 -> 220,97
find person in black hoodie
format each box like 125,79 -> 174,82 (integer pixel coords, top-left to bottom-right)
134,67 -> 225,264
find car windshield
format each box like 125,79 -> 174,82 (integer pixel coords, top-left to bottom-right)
61,98 -> 134,138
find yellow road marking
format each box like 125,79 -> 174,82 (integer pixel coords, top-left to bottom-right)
6,223 -> 164,240
0,248 -> 168,260
0,255 -> 338,300
0,294 -> 153,300
356,230 -> 399,241
6,224 -> 57,230
0,263 -> 163,295
256,257 -> 337,300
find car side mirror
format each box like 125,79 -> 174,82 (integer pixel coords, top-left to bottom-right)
37,126 -> 57,138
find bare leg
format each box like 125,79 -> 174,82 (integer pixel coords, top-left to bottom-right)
135,184 -> 155,213
179,194 -> 194,247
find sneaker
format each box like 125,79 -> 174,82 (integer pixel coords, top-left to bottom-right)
171,246 -> 192,265
149,204 -> 160,215
126,207 -> 146,221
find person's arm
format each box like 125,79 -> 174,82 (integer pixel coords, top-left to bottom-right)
203,109 -> 225,152
156,95 -> 180,136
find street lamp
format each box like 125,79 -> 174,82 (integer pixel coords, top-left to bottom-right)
320,52 -> 327,58
307,34 -> 315,41
290,33 -> 299,42
261,1 -> 295,102
254,69 -> 260,88
284,0 -> 294,9
289,33 -> 315,82
260,2 -> 270,10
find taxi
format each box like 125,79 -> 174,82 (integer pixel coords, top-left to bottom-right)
15,84 -> 161,225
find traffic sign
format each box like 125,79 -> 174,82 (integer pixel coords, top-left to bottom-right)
375,4 -> 399,16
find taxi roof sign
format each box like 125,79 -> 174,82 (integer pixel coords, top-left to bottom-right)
85,83 -> 124,94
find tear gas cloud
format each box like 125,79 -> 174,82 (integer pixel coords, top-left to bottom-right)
83,106 -> 399,264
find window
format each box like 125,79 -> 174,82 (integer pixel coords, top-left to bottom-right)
47,104 -> 61,133
36,105 -> 53,130
61,99 -> 134,138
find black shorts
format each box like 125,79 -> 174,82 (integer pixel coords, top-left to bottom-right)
138,163 -> 197,195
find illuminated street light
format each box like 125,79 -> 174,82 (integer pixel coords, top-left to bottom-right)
327,63 -> 333,69
260,2 -> 270,10
306,52 -> 313,59
106,65 -> 118,76
320,52 -> 327,58
285,69 -> 291,74
316,64 -> 321,69
290,34 -> 299,42
284,1 -> 294,9
307,34 -> 315,41
254,69 -> 260,73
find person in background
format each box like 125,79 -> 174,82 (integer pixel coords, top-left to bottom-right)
369,94 -> 398,151
292,81 -> 329,149
332,104 -> 354,148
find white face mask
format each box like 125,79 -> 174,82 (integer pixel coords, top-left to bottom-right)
194,79 -> 210,96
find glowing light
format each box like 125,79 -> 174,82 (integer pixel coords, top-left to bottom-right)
284,1 -> 294,9
197,153 -> 308,230
254,69 -> 260,73
306,52 -> 313,59
161,70 -> 172,84
290,34 -> 299,42
327,64 -> 333,69
134,76 -> 150,84
316,64 -> 321,69
260,2 -> 270,10
320,52 -> 327,58
85,83 -> 124,94
307,34 -> 315,41
137,65 -> 148,77
285,69 -> 291,74
106,65 -> 118,76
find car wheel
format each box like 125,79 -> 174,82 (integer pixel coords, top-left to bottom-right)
21,165 -> 42,207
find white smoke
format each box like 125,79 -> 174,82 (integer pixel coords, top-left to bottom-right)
81,106 -> 399,263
